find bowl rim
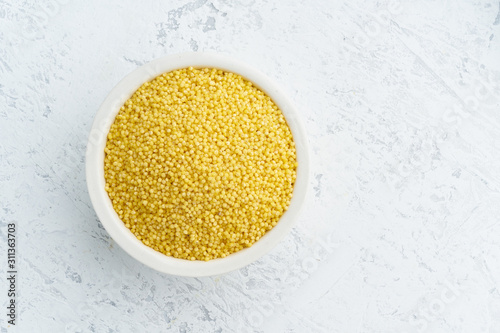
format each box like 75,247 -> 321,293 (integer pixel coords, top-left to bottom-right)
85,52 -> 310,277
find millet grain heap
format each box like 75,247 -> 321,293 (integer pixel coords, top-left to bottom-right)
104,67 -> 297,261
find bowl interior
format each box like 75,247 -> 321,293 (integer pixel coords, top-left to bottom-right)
86,52 -> 309,277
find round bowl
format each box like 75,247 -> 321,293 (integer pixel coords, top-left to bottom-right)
86,52 -> 309,277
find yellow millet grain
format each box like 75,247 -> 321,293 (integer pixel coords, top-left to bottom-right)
104,67 -> 297,261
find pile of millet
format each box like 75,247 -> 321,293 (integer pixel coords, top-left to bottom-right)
104,67 -> 297,261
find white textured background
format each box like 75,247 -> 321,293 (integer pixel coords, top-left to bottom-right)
1,0 -> 500,332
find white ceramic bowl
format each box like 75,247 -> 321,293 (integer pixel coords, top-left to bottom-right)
86,52 -> 309,277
